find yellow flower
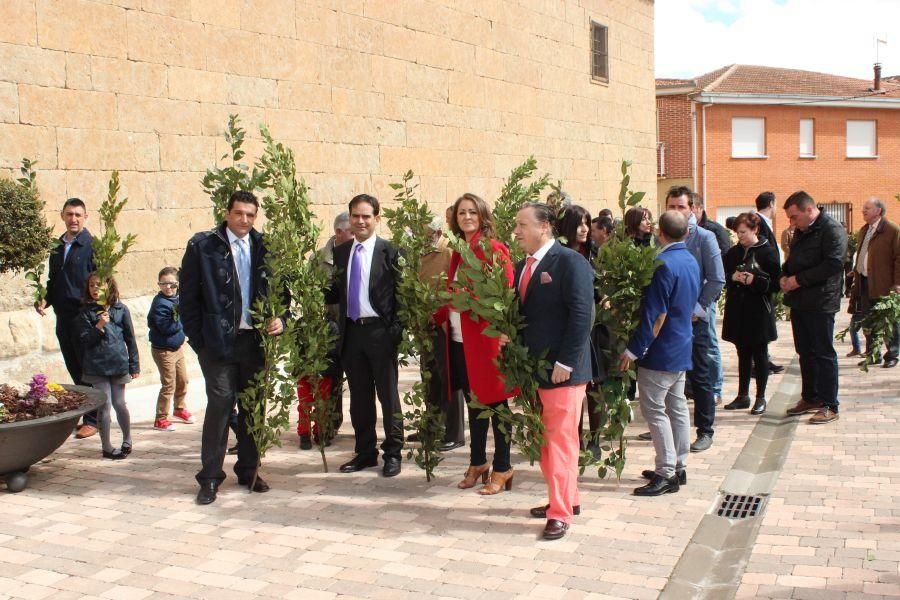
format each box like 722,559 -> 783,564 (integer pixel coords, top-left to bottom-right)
47,383 -> 65,392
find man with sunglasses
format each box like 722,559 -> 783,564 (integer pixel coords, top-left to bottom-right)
148,266 -> 192,431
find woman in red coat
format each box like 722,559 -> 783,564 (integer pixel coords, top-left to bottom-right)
435,193 -> 517,495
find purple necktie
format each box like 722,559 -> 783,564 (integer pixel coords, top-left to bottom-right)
348,244 -> 364,321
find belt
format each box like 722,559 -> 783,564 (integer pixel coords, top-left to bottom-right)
236,328 -> 256,335
347,317 -> 380,326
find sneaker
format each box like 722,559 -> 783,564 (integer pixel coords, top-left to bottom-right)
172,409 -> 195,424
154,418 -> 176,431
809,408 -> 839,425
690,434 -> 713,452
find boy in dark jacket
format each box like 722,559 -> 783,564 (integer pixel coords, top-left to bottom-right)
148,267 -> 191,431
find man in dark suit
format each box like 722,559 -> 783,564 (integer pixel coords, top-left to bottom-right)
180,191 -> 285,505
512,202 -> 594,541
326,194 -> 404,477
35,198 -> 97,438
754,191 -> 785,375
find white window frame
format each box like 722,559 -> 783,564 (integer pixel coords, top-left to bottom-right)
846,120 -> 877,158
731,117 -> 767,158
799,118 -> 815,158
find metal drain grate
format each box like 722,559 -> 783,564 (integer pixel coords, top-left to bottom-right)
717,493 -> 767,519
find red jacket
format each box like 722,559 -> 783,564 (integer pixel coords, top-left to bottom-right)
435,233 -> 516,405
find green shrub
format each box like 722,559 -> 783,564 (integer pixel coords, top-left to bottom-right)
0,177 -> 54,275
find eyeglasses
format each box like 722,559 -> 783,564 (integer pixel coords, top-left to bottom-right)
158,282 -> 179,289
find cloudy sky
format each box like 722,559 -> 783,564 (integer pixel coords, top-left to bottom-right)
655,0 -> 900,81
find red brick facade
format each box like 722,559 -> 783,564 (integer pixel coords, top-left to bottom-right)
656,94 -> 692,178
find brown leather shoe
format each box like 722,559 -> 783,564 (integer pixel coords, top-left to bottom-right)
809,408 -> 839,425
530,504 -> 581,519
542,519 -> 569,540
785,399 -> 822,416
75,424 -> 98,439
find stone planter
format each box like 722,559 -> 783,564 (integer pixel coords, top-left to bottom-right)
0,385 -> 105,492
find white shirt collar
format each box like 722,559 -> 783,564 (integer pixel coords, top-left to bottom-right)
351,235 -> 378,252
529,238 -> 556,262
226,226 -> 250,247
757,211 -> 772,229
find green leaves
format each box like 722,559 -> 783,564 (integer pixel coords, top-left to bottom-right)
93,171 -> 137,306
492,156 -> 549,261
836,290 -> 900,372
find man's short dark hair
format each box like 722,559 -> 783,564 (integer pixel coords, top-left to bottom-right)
158,266 -> 179,279
659,210 -> 688,241
349,193 -> 380,216
690,192 -> 704,209
755,191 -> 775,211
666,185 -> 693,204
522,202 -> 557,229
725,216 -> 736,231
783,191 -> 815,211
62,197 -> 86,211
227,190 -> 259,211
591,216 -> 614,234
597,208 -> 614,220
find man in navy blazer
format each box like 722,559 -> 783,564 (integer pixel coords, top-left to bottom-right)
512,202 -> 594,540
325,194 -> 404,478
620,211 -> 700,496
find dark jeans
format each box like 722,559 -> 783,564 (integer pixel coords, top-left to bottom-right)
790,310 -> 839,411
859,276 -> 900,360
736,342 -> 769,398
688,317 -> 716,437
450,341 -> 511,471
56,312 -> 97,426
195,331 -> 263,484
424,328 -> 465,444
342,320 -> 403,460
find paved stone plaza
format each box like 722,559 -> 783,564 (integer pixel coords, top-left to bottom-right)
1,310 -> 898,600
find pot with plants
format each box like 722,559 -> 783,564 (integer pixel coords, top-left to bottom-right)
0,375 -> 105,492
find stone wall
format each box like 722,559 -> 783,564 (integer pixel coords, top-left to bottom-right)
0,0 -> 656,383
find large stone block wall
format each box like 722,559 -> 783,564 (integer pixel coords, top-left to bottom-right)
0,0 -> 656,383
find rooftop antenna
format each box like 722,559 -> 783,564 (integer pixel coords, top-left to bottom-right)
875,35 -> 887,63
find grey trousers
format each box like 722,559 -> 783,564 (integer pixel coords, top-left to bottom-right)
637,367 -> 689,479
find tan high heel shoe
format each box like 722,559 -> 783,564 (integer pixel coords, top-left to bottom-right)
457,463 -> 490,489
478,468 -> 513,495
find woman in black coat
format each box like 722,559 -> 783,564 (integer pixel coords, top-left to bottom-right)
722,213 -> 781,415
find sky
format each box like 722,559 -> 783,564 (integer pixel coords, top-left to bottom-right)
655,0 -> 900,81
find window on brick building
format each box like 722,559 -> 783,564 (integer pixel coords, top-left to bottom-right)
590,21 -> 608,83
731,117 -> 766,158
846,120 -> 877,158
799,119 -> 815,157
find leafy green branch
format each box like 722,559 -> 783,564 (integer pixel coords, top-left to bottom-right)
382,170 -> 446,481
93,171 -> 137,306
202,114 -> 269,224
8,158 -> 56,302
491,156 -> 549,261
836,290 -> 900,372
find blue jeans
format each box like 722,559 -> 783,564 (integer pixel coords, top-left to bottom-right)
849,311 -> 864,353
706,304 -> 723,397
688,317 -> 716,437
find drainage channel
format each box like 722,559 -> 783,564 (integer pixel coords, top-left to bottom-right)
660,359 -> 802,600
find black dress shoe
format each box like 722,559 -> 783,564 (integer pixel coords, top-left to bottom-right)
196,482 -> 218,505
723,396 -> 751,410
750,397 -> 767,415
530,504 -> 581,519
542,519 -> 569,540
860,357 -> 883,366
641,469 -> 686,485
634,474 -> 680,496
226,444 -> 238,455
406,432 -> 421,443
768,362 -> 784,374
438,440 -> 464,452
237,476 -> 270,493
382,457 -> 401,477
884,358 -> 898,369
102,449 -> 127,460
637,431 -> 652,441
339,455 -> 378,473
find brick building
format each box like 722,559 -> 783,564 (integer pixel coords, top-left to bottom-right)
656,64 -> 900,240
0,0 -> 656,383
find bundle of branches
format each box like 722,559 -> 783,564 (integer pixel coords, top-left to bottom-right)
490,156 -> 549,260
202,114 -> 269,223
382,170 -> 446,481
837,290 -> 900,372
257,127 -> 336,471
92,171 -> 137,306
583,161 -> 660,478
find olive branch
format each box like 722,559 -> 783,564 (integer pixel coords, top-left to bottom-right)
93,171 -> 137,307
201,114 -> 269,223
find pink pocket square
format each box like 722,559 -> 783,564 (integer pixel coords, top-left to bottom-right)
540,272 -> 552,284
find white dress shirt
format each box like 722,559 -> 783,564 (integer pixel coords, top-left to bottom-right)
226,227 -> 253,329
858,218 -> 880,278
346,235 -> 380,319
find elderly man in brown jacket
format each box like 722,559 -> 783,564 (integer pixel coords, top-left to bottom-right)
850,197 -> 900,368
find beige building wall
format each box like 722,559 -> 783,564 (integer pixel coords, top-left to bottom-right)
0,0 -> 656,383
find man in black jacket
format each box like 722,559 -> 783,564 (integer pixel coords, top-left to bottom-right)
35,198 -> 97,438
752,191 -> 785,375
180,191 -> 285,504
325,194 -> 404,477
781,191 -> 848,424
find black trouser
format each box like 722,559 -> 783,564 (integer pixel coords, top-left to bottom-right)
578,383 -> 601,447
790,310 -> 839,411
342,319 -> 403,460
450,341 -> 511,471
56,312 -> 97,426
196,331 -> 263,484
736,342 -> 769,398
860,276 -> 900,361
688,317 -> 716,437
423,328 -> 465,444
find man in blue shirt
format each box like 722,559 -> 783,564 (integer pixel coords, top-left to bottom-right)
665,187 -> 725,452
620,211 -> 700,496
